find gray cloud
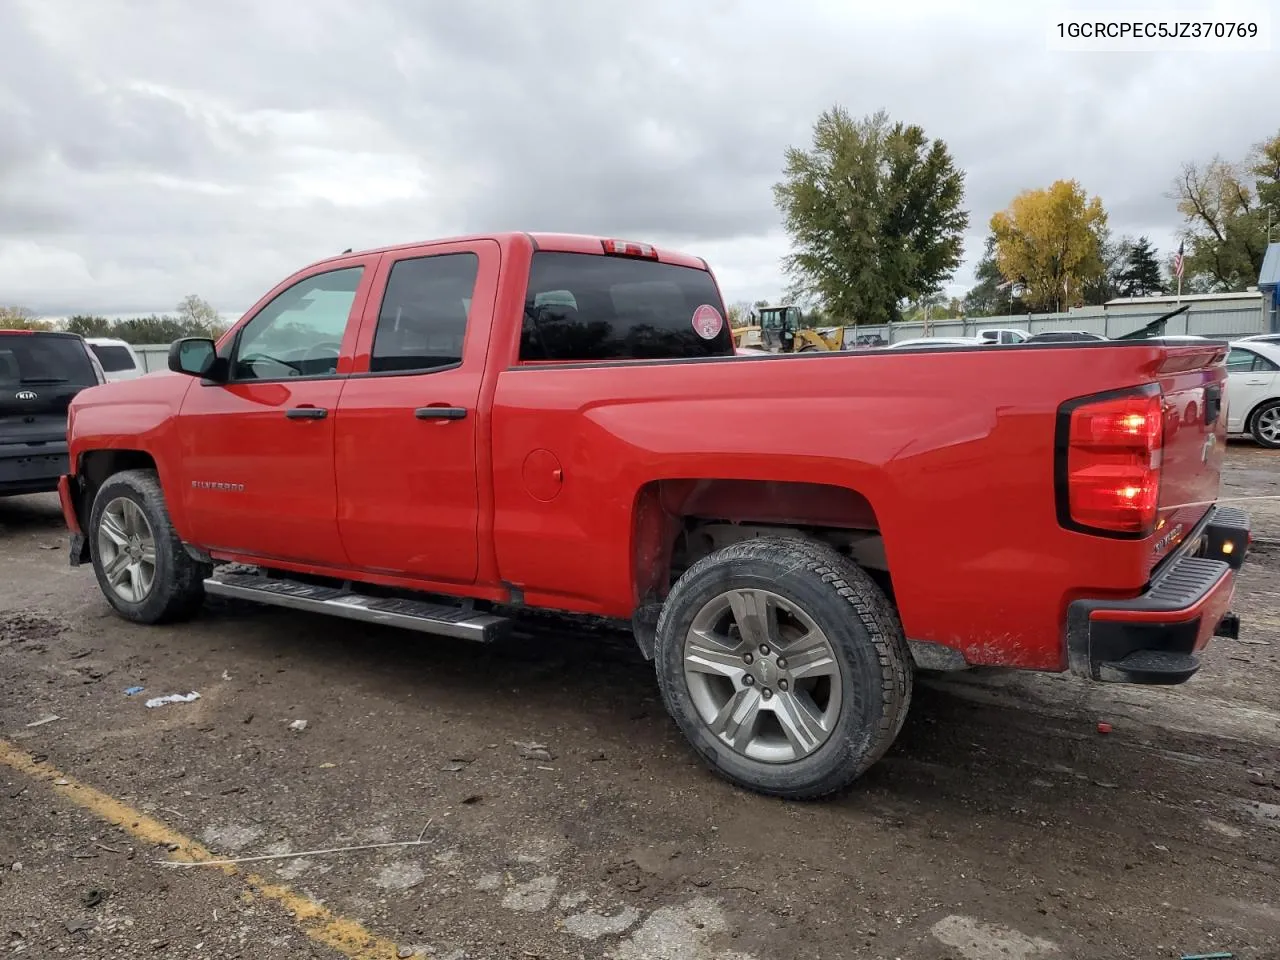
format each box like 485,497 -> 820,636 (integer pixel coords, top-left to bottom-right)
0,0 -> 1276,316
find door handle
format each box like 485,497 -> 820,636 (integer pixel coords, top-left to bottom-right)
285,406 -> 328,420
415,406 -> 468,420
1245,378 -> 1268,385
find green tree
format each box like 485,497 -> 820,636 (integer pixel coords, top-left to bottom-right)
773,106 -> 968,324
962,235 -> 1030,317
66,315 -> 114,337
991,179 -> 1108,312
1116,236 -> 1163,297
1171,130 -> 1280,291
1081,229 -> 1132,306
0,306 -> 54,331
176,294 -> 223,336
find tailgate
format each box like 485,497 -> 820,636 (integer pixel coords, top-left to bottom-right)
1151,343 -> 1230,573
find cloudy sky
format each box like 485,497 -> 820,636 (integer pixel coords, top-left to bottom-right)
1,0 -> 1276,319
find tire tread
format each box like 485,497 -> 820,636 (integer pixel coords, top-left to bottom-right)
655,536 -> 913,800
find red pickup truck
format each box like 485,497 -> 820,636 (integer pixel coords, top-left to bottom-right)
57,232 -> 1251,799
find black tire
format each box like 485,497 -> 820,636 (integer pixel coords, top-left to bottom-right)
1249,399 -> 1280,449
88,468 -> 209,624
654,536 -> 912,800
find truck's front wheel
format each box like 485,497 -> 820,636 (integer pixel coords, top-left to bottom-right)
654,537 -> 912,799
88,469 -> 209,624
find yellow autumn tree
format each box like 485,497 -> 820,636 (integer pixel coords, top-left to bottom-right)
990,180 -> 1108,312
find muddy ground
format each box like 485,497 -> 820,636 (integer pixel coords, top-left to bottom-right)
1,445 -> 1278,960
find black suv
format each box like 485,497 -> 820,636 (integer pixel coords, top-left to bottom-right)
1,330 -> 104,497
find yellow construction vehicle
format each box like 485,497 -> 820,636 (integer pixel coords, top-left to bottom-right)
755,305 -> 844,353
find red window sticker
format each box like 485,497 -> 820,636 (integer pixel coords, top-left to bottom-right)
692,304 -> 724,340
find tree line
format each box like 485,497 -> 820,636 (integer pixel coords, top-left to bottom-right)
0,295 -> 229,343
773,106 -> 1280,320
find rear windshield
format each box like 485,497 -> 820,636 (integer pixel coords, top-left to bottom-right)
521,252 -> 733,362
89,343 -> 137,372
0,333 -> 97,386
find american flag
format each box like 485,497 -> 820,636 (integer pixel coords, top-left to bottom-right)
1173,240 -> 1185,279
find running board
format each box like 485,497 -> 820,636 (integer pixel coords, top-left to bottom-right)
203,572 -> 511,642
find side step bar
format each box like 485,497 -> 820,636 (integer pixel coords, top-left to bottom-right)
203,572 -> 511,642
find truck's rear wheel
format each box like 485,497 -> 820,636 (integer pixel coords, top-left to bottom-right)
89,469 -> 209,624
654,537 -> 912,799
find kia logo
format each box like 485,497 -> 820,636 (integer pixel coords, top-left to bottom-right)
15,390 -> 37,401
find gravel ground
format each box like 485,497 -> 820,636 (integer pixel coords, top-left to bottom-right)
1,443 -> 1278,960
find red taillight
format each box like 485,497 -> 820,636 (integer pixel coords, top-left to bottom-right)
601,238 -> 658,259
1059,391 -> 1164,536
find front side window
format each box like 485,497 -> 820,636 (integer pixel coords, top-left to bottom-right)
232,266 -> 364,380
520,252 -> 733,362
371,253 -> 479,373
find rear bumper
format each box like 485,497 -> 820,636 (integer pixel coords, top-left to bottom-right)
0,441 -> 68,496
1066,506 -> 1251,684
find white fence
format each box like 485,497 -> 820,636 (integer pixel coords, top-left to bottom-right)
842,294 -> 1267,346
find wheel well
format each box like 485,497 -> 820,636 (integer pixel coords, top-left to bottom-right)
76,450 -> 158,520
1245,396 -> 1280,431
631,478 -> 889,607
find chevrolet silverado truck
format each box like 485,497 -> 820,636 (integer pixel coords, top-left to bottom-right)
57,232 -> 1251,799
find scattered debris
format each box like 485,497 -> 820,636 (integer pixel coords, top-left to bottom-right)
221,670 -> 232,681
39,542 -> 59,550
144,692 -> 200,709
124,686 -> 145,696
319,762 -> 336,769
398,948 -> 415,959
443,763 -> 466,773
81,887 -> 107,908
11,862 -> 22,872
54,778 -> 69,786
1232,637 -> 1271,645
1152,843 -> 1170,853
1096,722 -> 1112,735
157,839 -> 433,868
64,918 -> 92,936
514,740 -> 555,762
25,714 -> 61,728
288,720 -> 308,732
1180,953 -> 1233,959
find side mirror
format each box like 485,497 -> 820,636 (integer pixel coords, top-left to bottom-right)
168,338 -> 223,380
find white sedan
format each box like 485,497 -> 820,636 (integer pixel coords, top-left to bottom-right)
1226,339 -> 1280,448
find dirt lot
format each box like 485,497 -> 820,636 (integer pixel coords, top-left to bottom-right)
2,445 -> 1278,960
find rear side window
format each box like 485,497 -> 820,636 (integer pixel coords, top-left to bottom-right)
89,344 -> 136,372
0,334 -> 97,386
521,252 -> 732,362
372,253 -> 479,373
1227,348 -> 1277,373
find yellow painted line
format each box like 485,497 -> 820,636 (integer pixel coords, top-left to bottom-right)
0,738 -> 413,960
